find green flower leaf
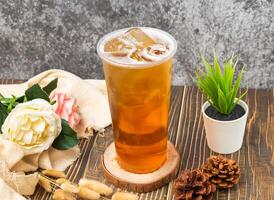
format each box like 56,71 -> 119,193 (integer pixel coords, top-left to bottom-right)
15,95 -> 26,103
52,119 -> 79,150
43,78 -> 58,95
16,79 -> 58,103
0,102 -> 8,134
0,94 -> 20,112
25,84 -> 50,102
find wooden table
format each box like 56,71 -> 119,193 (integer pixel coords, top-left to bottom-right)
2,80 -> 274,199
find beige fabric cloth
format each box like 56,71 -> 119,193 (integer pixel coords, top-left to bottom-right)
0,160 -> 38,196
0,69 -> 112,195
0,69 -> 111,137
38,146 -> 80,170
0,178 -> 26,200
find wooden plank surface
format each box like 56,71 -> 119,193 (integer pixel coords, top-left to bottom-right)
0,80 -> 273,200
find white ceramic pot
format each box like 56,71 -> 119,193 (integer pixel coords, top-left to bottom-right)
202,100 -> 248,154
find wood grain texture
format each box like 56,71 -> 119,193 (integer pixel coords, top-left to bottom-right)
0,80 -> 273,200
101,141 -> 179,192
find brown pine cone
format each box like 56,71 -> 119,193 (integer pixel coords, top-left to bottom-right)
201,156 -> 240,189
173,169 -> 216,200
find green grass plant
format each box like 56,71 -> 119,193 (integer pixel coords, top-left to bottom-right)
194,52 -> 247,115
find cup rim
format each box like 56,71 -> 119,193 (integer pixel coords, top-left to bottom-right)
96,27 -> 177,69
202,99 -> 249,124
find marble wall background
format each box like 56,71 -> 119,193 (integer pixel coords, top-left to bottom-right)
0,0 -> 273,88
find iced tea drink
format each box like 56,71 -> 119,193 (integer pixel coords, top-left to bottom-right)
97,27 -> 177,173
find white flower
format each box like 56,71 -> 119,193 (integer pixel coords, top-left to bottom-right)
1,99 -> 62,154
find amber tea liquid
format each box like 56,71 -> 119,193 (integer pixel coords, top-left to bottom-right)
97,27 -> 177,173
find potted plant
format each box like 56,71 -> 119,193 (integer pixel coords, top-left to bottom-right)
194,52 -> 248,154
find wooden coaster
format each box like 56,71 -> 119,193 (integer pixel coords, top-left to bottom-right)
101,141 -> 180,192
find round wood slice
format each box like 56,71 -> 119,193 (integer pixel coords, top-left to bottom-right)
101,141 -> 180,192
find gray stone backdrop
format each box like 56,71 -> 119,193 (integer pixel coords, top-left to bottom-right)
0,0 -> 273,88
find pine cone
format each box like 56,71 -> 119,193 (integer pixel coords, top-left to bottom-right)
173,169 -> 216,200
201,156 -> 240,189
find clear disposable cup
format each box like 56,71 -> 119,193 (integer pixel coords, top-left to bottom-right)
97,27 -> 177,173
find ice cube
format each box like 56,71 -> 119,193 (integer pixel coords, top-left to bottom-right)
104,28 -> 156,60
104,37 -> 132,52
144,90 -> 163,109
130,49 -> 153,62
130,49 -> 146,61
146,43 -> 169,56
104,37 -> 133,58
125,28 -> 156,48
139,43 -> 169,62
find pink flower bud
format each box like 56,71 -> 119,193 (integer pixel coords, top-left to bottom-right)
51,93 -> 80,129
